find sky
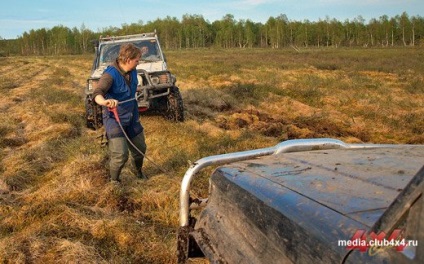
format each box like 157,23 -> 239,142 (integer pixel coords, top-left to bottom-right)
0,0 -> 423,39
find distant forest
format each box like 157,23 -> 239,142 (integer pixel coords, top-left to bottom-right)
0,12 -> 423,56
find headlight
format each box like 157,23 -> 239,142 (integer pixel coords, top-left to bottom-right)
171,74 -> 176,84
151,76 -> 160,85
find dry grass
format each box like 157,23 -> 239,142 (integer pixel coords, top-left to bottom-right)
0,47 -> 423,263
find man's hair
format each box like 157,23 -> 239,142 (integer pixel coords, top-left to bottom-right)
118,43 -> 141,63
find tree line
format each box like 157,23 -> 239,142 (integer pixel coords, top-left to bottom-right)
0,12 -> 423,56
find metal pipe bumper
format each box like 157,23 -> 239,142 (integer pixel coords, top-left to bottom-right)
179,138 -> 368,227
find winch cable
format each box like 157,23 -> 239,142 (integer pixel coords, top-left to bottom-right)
108,98 -> 168,176
111,99 -> 215,203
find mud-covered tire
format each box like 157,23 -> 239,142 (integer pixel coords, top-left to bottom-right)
85,95 -> 103,130
166,87 -> 184,122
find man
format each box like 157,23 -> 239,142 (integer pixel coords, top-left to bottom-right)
93,43 -> 147,182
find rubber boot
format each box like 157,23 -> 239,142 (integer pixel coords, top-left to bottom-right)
136,170 -> 148,180
110,168 -> 122,183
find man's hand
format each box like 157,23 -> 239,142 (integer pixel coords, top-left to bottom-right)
104,99 -> 118,108
94,95 -> 118,108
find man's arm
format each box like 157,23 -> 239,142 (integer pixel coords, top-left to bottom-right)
93,73 -> 118,107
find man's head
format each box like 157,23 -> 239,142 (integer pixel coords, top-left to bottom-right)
141,46 -> 149,56
118,43 -> 142,64
117,43 -> 142,71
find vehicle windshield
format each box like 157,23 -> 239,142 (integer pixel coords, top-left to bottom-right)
98,39 -> 162,66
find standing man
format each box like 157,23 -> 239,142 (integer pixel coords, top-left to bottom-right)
93,43 -> 147,182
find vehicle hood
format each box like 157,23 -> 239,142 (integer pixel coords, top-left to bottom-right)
90,61 -> 167,79
218,146 -> 424,228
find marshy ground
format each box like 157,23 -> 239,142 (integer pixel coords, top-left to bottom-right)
0,47 -> 423,263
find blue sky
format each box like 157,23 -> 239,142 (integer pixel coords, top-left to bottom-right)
1,0 -> 423,39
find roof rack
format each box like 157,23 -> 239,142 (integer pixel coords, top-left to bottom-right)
99,32 -> 157,42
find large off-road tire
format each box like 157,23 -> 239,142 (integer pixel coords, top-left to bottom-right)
85,95 -> 103,130
166,87 -> 184,122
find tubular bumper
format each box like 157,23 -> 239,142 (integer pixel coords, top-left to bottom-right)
179,138 -> 374,227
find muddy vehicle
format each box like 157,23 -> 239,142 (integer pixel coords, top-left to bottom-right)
177,138 -> 424,263
84,32 -> 184,130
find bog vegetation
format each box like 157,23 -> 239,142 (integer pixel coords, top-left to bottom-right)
0,12 -> 423,56
0,47 -> 423,263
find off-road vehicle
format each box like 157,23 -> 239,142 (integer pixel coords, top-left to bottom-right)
178,138 -> 424,263
84,32 -> 184,130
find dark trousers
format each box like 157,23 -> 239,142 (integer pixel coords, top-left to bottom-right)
108,131 -> 146,181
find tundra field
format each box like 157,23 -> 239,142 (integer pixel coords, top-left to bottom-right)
0,48 -> 423,263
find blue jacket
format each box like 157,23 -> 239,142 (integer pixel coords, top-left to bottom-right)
103,65 -> 143,139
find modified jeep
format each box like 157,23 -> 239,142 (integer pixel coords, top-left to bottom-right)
84,32 -> 184,130
178,138 -> 424,263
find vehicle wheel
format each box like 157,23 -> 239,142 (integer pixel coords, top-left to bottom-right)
166,87 -> 184,122
85,95 -> 103,130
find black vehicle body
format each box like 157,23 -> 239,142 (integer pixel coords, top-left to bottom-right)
177,138 -> 424,263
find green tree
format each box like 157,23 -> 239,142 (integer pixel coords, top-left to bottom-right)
379,15 -> 390,47
234,19 -> 258,48
180,14 -> 210,48
265,14 -> 289,48
412,15 -> 424,46
398,12 -> 411,46
213,14 -> 236,48
3,11 -> 424,56
155,16 -> 184,49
